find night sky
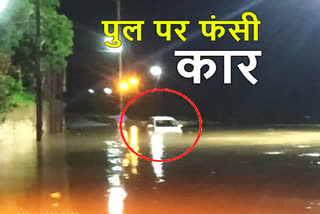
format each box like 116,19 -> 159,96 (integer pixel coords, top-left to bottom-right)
60,0 -> 320,124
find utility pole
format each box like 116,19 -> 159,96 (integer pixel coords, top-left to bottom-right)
117,0 -> 123,113
35,0 -> 43,141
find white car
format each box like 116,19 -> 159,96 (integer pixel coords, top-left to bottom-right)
146,116 -> 183,134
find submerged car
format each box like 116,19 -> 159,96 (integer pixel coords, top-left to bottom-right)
146,116 -> 183,134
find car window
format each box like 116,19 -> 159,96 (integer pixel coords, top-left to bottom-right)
155,120 -> 178,127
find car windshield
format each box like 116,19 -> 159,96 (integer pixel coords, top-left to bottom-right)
155,120 -> 178,127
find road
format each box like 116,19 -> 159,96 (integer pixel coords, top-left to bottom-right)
1,125 -> 320,214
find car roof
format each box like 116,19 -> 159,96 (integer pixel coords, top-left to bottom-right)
151,116 -> 176,120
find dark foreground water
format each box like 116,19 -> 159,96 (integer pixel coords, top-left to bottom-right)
1,126 -> 320,214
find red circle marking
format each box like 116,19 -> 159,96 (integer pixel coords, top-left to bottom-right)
119,88 -> 202,162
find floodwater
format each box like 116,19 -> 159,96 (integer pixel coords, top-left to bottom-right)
2,123 -> 320,214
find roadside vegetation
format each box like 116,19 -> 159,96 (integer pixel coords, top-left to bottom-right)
0,0 -> 73,123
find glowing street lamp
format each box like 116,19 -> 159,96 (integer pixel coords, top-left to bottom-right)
119,82 -> 129,91
0,0 -> 9,14
104,88 -> 112,95
150,66 -> 162,77
88,88 -> 95,94
105,37 -> 123,53
129,78 -> 138,85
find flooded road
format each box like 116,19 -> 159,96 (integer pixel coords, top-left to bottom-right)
2,125 -> 320,214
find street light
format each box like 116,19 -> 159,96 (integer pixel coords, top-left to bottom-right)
150,66 -> 162,77
104,88 -> 112,95
119,82 -> 128,91
88,88 -> 95,94
103,0 -> 124,113
105,37 -> 123,53
129,78 -> 138,85
0,0 -> 9,14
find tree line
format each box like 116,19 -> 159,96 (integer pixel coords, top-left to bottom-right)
0,0 -> 73,124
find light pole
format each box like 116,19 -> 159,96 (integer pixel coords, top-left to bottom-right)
105,0 -> 123,113
116,0 -> 123,113
35,0 -> 42,141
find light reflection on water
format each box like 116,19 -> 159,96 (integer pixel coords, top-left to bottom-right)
105,126 -> 141,214
108,186 -> 127,214
99,128 -> 320,214
295,145 -> 311,148
105,126 -> 168,213
264,151 -> 285,155
105,140 -> 127,214
4,125 -> 320,213
299,153 -> 320,157
123,126 -> 139,175
151,134 -> 165,183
